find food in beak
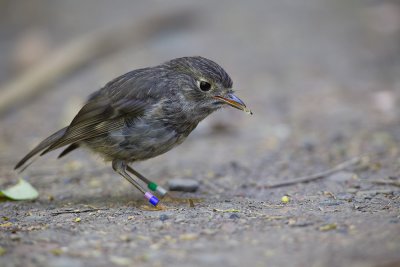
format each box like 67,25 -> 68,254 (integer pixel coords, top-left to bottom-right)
214,93 -> 253,115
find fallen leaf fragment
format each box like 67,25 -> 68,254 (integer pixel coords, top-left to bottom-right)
281,196 -> 290,204
0,222 -> 13,228
319,223 -> 337,231
50,248 -> 63,256
0,179 -> 39,200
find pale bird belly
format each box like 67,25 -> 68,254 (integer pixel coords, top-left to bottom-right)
107,120 -> 186,161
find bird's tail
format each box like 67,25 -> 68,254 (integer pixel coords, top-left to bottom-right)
14,127 -> 68,171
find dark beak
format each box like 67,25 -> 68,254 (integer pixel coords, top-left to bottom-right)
214,93 -> 253,115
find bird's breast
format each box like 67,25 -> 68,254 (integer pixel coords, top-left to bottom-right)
108,116 -> 195,161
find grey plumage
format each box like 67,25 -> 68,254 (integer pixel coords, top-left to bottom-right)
15,56 -> 251,205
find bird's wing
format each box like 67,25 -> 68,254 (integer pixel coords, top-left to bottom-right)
41,67 -> 170,154
15,67 -> 168,170
41,95 -> 148,154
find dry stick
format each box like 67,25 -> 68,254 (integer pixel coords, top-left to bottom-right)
370,179 -> 400,188
264,156 -> 362,188
0,9 -> 195,116
51,208 -> 108,216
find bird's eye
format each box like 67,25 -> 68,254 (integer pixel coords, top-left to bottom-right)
199,81 -> 211,92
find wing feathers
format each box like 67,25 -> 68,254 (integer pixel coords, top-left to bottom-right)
39,97 -> 147,155
16,68 -> 155,171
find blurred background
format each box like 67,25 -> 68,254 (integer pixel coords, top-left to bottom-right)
1,0 -> 400,162
1,1 -> 400,267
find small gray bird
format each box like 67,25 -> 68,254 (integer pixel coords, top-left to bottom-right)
15,56 -> 252,206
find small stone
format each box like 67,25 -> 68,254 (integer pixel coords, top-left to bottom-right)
301,137 -> 316,152
159,214 -> 169,221
229,213 -> 240,219
168,179 -> 199,192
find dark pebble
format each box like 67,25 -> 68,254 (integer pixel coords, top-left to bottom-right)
168,179 -> 199,192
159,214 -> 169,221
301,138 -> 316,152
229,213 -> 240,219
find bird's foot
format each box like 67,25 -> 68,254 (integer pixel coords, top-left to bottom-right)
144,192 -> 160,206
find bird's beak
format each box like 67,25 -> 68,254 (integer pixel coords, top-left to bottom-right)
214,93 -> 253,115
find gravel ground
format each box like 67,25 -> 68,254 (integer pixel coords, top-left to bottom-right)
1,1 -> 400,267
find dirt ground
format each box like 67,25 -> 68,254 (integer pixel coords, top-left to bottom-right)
1,1 -> 400,267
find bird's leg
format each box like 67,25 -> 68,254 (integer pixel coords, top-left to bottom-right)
112,159 -> 159,206
126,165 -> 168,198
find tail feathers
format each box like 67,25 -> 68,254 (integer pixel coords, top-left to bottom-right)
14,127 -> 68,170
58,143 -> 80,159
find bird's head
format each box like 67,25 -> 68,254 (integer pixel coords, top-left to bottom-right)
164,56 -> 252,116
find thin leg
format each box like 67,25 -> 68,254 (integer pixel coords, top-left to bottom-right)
112,159 -> 159,206
126,165 -> 168,197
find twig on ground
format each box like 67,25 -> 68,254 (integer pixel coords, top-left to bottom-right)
51,208 -> 108,216
264,156 -> 362,188
369,179 -> 400,188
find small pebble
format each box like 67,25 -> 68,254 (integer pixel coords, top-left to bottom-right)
229,213 -> 240,219
301,137 -> 316,152
159,214 -> 169,221
168,178 -> 199,192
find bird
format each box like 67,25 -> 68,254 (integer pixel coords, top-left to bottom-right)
15,56 -> 252,206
